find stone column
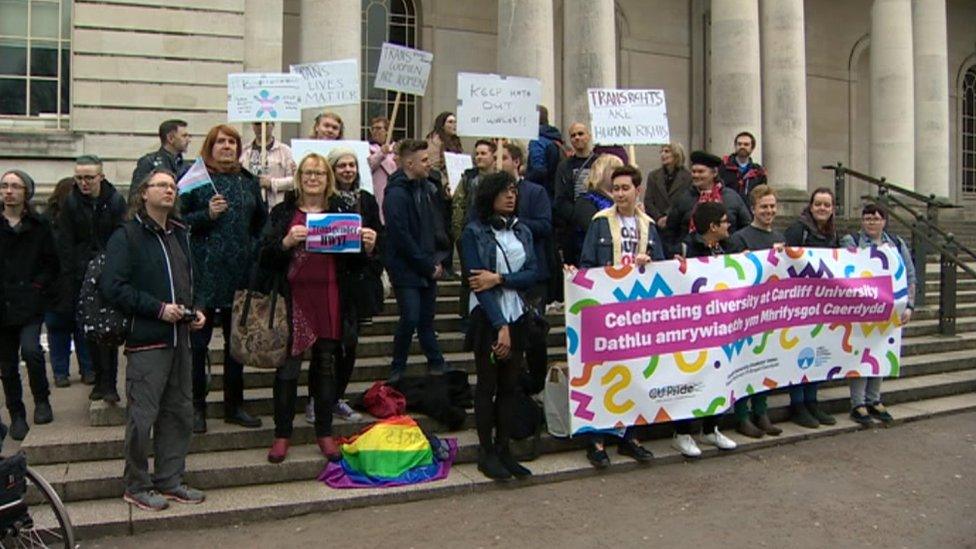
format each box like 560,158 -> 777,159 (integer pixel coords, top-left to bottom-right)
498,0 -> 556,121
245,0 -> 284,139
709,0 -> 762,161
562,0 -> 616,129
760,0 -> 807,195
299,0 -> 361,138
912,0 -> 950,198
870,0 -> 915,189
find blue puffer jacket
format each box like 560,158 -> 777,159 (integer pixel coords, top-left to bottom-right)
460,218 -> 538,329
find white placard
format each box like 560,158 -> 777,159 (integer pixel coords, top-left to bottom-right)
443,152 -> 474,194
374,43 -> 433,96
227,73 -> 302,123
290,139 -> 374,194
456,72 -> 540,140
289,59 -> 360,108
587,88 -> 670,145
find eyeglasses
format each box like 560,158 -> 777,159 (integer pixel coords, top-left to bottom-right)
302,170 -> 328,178
75,174 -> 100,182
0,182 -> 25,191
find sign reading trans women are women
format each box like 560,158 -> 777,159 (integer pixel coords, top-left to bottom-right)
564,246 -> 908,435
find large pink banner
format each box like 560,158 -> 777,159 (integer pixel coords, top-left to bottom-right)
580,276 -> 894,363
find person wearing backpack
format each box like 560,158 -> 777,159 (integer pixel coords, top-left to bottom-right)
102,169 -> 206,512
0,169 -> 59,441
840,204 -> 916,427
57,155 -> 128,403
526,106 -> 564,199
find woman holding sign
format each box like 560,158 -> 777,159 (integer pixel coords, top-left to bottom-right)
460,172 -> 538,481
258,153 -> 377,464
783,187 -> 840,429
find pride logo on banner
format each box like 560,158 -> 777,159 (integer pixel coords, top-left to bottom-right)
306,213 -> 362,253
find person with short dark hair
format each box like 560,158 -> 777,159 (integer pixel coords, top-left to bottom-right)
461,171 -> 538,480
500,142 -> 552,305
0,169 -> 58,441
102,169 -> 206,512
665,150 -> 751,248
840,203 -> 916,427
59,155 -> 128,403
180,124 -> 268,434
719,131 -> 767,203
554,122 -> 597,267
573,164 -> 659,468
526,105 -> 565,198
383,139 -> 448,382
131,120 -> 191,197
783,187 -> 840,428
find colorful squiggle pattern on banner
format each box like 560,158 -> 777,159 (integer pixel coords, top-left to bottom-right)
565,246 -> 907,435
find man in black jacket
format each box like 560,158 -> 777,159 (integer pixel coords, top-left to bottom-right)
0,169 -> 58,441
58,155 -> 128,402
718,131 -> 767,204
102,169 -> 206,512
130,120 -> 191,198
382,140 -> 447,383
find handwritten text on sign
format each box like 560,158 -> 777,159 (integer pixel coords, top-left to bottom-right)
290,59 -> 360,108
306,213 -> 362,253
227,73 -> 302,123
457,73 -> 540,140
587,88 -> 670,145
374,43 -> 433,96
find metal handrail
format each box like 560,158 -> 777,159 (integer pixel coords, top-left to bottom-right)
823,162 -> 971,335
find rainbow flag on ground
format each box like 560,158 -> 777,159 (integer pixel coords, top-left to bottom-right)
318,416 -> 457,489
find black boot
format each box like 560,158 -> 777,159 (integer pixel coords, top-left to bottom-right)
791,403 -> 820,429
193,408 -> 208,434
477,447 -> 512,480
496,445 -> 532,479
9,415 -> 29,441
807,401 -> 836,425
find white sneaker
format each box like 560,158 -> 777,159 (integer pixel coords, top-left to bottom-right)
701,427 -> 737,450
305,399 -> 315,425
333,400 -> 362,421
671,433 -> 702,457
545,301 -> 564,315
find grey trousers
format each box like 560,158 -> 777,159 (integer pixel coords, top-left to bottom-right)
124,342 -> 193,494
850,377 -> 883,408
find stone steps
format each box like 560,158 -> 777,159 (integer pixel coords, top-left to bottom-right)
42,392 -> 976,540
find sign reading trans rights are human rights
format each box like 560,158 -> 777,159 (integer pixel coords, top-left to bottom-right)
587,88 -> 670,145
564,246 -> 908,435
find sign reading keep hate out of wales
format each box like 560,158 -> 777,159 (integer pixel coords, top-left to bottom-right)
374,43 -> 433,96
227,73 -> 302,123
290,59 -> 360,108
587,88 -> 670,145
456,72 -> 540,140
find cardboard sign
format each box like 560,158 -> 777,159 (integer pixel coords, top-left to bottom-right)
227,73 -> 302,123
587,88 -> 670,145
456,72 -> 540,140
290,139 -> 374,195
306,213 -> 362,253
443,152 -> 473,194
290,59 -> 360,108
374,43 -> 433,96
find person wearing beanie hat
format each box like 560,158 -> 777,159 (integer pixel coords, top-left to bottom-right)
0,169 -> 60,440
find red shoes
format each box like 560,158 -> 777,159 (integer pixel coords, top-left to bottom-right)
267,438 -> 290,463
316,436 -> 341,462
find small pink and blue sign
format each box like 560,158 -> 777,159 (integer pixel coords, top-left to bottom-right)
306,213 -> 362,253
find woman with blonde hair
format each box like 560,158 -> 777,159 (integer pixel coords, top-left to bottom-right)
258,153 -> 377,464
309,112 -> 344,140
566,154 -> 623,265
643,143 -> 691,232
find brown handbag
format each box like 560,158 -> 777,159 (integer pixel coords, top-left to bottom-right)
230,279 -> 289,369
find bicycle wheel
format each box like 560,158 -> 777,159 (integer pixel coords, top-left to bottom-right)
0,466 -> 75,549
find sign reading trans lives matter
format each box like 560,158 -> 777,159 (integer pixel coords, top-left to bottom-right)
227,73 -> 302,123
457,72 -> 540,140
306,213 -> 362,254
290,59 -> 360,108
374,43 -> 433,96
587,88 -> 670,145
564,246 -> 908,435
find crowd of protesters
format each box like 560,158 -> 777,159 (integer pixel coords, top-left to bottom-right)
0,109 -> 914,507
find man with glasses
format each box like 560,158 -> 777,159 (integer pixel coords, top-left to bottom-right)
131,120 -> 191,198
58,155 -> 128,403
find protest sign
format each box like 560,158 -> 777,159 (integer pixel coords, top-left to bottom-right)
443,152 -> 473,194
306,213 -> 362,253
290,139 -> 374,194
587,88 -> 670,145
456,73 -> 540,140
564,246 -> 909,435
374,43 -> 433,96
227,73 -> 302,123
290,59 -> 360,108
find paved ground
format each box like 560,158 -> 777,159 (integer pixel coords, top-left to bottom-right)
87,412 -> 976,549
